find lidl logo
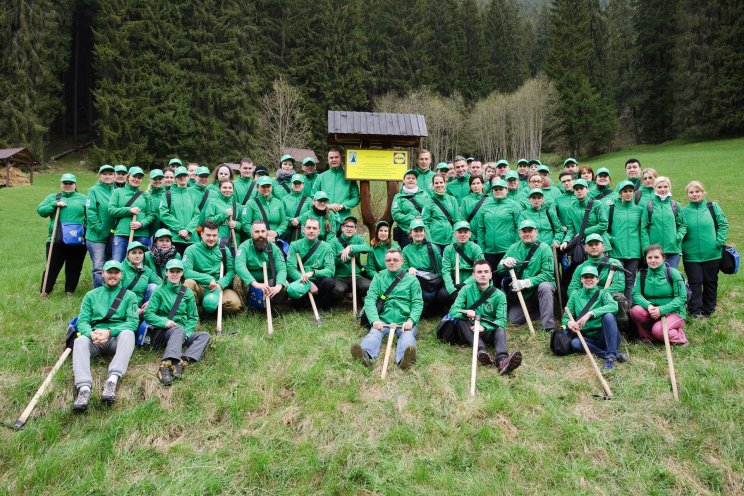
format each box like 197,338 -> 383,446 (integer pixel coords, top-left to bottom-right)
393,152 -> 406,165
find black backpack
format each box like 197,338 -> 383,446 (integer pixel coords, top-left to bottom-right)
639,263 -> 692,302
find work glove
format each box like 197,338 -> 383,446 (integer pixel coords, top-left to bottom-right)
501,257 -> 518,269
511,278 -> 532,292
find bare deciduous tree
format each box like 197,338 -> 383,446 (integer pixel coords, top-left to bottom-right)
254,78 -> 311,167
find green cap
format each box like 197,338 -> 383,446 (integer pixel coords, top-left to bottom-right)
60,173 -> 77,183
302,157 -> 317,166
154,228 -> 173,240
174,166 -> 188,177
98,165 -> 115,173
280,154 -> 296,164
505,171 -> 519,181
403,169 -> 418,178
313,191 -> 329,201
563,158 -> 577,167
519,219 -> 538,230
287,280 -> 311,299
528,159 -> 542,166
128,166 -> 145,177
537,165 -> 550,173
495,160 -> 509,168
257,176 -> 273,186
617,180 -> 635,191
342,215 -> 358,225
168,158 -> 183,167
517,159 -> 529,166
573,179 -> 589,189
103,260 -> 123,272
114,165 -> 128,173
580,265 -> 599,278
291,174 -> 305,184
491,178 -> 507,189
528,188 -> 544,197
165,259 -> 184,271
127,241 -> 148,253
435,162 -> 450,171
596,167 -> 610,177
466,157 -> 475,163
410,219 -> 426,230
150,169 -> 164,179
196,166 -> 210,176
584,233 -> 604,244
453,220 -> 471,231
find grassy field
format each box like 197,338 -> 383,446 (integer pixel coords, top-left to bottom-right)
1,139 -> 743,495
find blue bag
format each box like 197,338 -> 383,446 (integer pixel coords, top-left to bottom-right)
60,223 -> 85,245
247,285 -> 267,309
721,245 -> 739,275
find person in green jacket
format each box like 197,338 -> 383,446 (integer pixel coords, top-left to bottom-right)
554,172 -> 575,230
415,149 -> 436,194
563,158 -> 579,179
443,260 -> 522,373
640,176 -> 686,268
350,247 -> 422,370
614,158 -> 642,194
499,219 -> 557,331
121,241 -> 161,304
299,191 -> 340,241
192,166 -> 215,225
681,180 -> 729,318
113,164 -> 128,188
590,168 -> 619,203
329,215 -> 372,303
142,259 -> 211,386
205,180 -> 242,252
286,217 -> 338,309
281,174 -> 311,243
505,171 -> 528,208
562,265 -> 625,372
38,173 -> 88,297
459,175 -> 489,235
108,166 -> 154,261
365,220 -> 400,280
630,244 -> 688,345
233,220 -> 288,310
145,228 -> 182,282
71,260 -> 139,411
241,176 -> 288,243
536,165 -> 561,203
146,169 -> 166,236
311,148 -> 360,220
518,189 -> 562,247
391,169 -> 431,248
160,166 -> 201,255
635,168 -> 657,206
607,180 -> 643,299
445,156 -> 471,201
208,165 -> 233,194
423,173 -> 461,251
162,167 -> 175,190
440,221 -> 484,308
402,219 -> 444,312
234,158 -> 258,206
86,165 -> 116,288
272,154 -> 296,201
183,221 -> 242,315
300,157 -> 319,197
516,159 -> 530,187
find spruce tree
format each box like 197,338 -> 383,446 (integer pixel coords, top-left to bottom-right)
483,0 -> 530,93
459,0 -> 489,100
712,0 -> 744,135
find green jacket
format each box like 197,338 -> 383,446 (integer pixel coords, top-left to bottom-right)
143,280 -> 199,336
233,177 -> 257,205
76,283 -> 140,338
640,196 -> 687,255
441,241 -> 484,294
147,186 -> 166,235
590,185 -> 619,203
311,166 -> 360,219
567,255 -> 626,296
108,184 -> 154,237
402,240 -> 442,273
416,169 -> 436,195
561,197 -> 609,249
561,287 -> 618,338
606,199 -> 642,259
241,194 -> 288,238
121,260 -> 161,302
446,174 -> 471,201
205,194 -> 242,241
85,182 -> 115,243
272,176 -> 293,202
37,191 -> 87,243
635,185 -> 655,207
475,197 -> 521,255
183,241 -> 235,289
281,191 -> 311,242
499,240 -> 556,299
518,205 -> 562,246
287,237 -> 336,281
391,189 -> 431,231
614,177 -> 641,193
302,172 -> 318,197
190,184 -> 214,226
364,269 -> 423,326
632,265 -> 687,319
329,233 -> 371,278
506,189 -> 529,209
298,207 -> 340,241
159,186 -> 200,244
682,200 -> 729,262
423,192 -> 461,245
541,185 -> 562,205
365,241 -> 400,279
235,239 -> 288,287
449,280 -> 507,331
459,193 -> 489,232
554,189 -> 575,228
144,251 -> 182,282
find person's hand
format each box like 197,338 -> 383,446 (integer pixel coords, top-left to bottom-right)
91,329 -> 111,345
291,218 -> 299,226
648,304 -> 661,319
228,220 -> 236,229
56,201 -> 67,208
267,230 -> 277,242
407,267 -> 417,275
373,320 -> 383,330
567,320 -> 580,333
552,241 -> 560,248
270,284 -> 282,297
501,257 -> 518,268
130,206 -> 141,215
225,207 -> 233,216
166,320 -> 177,328
178,229 -> 189,239
560,242 -> 568,250
300,271 -> 312,283
329,203 -> 343,212
402,320 -> 414,331
340,246 -> 352,262
208,280 -> 219,291
309,282 -> 318,293
511,278 -> 531,292
576,311 -> 592,328
130,221 -> 142,230
464,309 -> 476,320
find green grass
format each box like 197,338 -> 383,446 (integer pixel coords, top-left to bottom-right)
1,139 -> 744,495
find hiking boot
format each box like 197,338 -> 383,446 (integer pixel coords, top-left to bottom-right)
398,345 -> 416,370
602,355 -> 616,374
158,361 -> 174,386
498,350 -> 523,376
616,352 -> 629,364
101,379 -> 117,403
350,343 -> 371,367
73,387 -> 91,412
172,360 -> 188,380
477,350 -> 493,366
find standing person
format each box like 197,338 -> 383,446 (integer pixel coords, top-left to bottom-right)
563,158 -> 579,178
505,171 -> 528,208
630,245 -> 688,345
272,154 -> 296,201
234,158 -> 257,206
108,166 -> 154,261
579,165 -> 594,185
459,175 -> 489,236
160,166 -> 200,255
439,221 -> 484,307
208,165 -> 233,194
143,259 -> 211,386
286,218 -> 338,310
71,260 -> 138,411
145,229 -> 181,282
615,158 -> 642,193
401,219 -> 444,313
516,159 -> 530,187
300,157 -> 319,197
415,149 -> 436,194
121,241 -> 161,305
329,215 -> 372,303
191,166 -> 214,225
162,167 -> 176,190
241,176 -> 288,243
113,165 -> 128,188
536,165 -> 561,202
495,160 -> 510,179
681,181 -> 729,318
554,172 -> 575,229
469,159 -> 483,179
205,180 -> 242,252
299,191 -> 340,241
499,219 -> 557,332
483,163 -> 496,183
365,220 -> 400,280
446,156 -> 471,201
391,169 -> 431,248
234,220 -> 288,310
590,168 -> 618,202
281,174 -> 311,242
636,168 -> 657,206
186,162 -> 199,187
518,189 -> 562,247
86,165 -> 116,288
423,173 -> 461,252
443,260 -> 522,373
640,176 -> 686,268
311,147 -> 360,221
147,169 -> 166,235
606,180 -> 643,300
351,248 -> 422,370
37,173 -> 87,297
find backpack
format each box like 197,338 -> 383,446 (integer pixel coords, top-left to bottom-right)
639,263 -> 692,302
646,200 -> 679,224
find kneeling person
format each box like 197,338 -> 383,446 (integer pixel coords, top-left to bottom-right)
287,218 -> 337,309
234,220 -> 288,310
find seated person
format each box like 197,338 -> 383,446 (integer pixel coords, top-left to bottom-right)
329,215 -> 372,303
233,220 -> 288,311
121,241 -> 161,305
365,220 -> 400,280
286,218 -> 338,310
402,219 -> 444,313
145,228 -> 182,282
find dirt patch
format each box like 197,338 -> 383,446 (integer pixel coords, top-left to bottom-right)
1,166 -> 31,187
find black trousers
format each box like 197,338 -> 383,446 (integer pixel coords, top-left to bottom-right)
173,242 -> 190,256
617,258 -> 640,303
41,242 -> 87,294
440,319 -> 509,361
484,253 -> 506,289
683,259 -> 721,316
292,277 -> 339,310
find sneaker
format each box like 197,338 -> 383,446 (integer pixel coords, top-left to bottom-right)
616,352 -> 629,364
350,343 -> 371,367
73,387 -> 91,412
498,350 -> 523,376
398,345 -> 416,370
101,379 -> 117,403
173,360 -> 188,380
602,355 -> 616,374
158,361 -> 174,386
477,350 -> 493,366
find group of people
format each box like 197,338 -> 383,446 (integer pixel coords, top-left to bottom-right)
37,149 -> 730,411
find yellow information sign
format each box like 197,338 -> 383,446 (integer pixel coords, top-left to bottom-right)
345,149 -> 408,181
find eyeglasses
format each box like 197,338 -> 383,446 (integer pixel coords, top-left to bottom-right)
384,258 -> 401,263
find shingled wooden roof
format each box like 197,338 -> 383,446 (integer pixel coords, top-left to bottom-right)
327,111 -> 427,147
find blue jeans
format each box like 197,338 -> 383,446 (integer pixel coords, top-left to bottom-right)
86,240 -> 108,287
360,325 -> 418,364
143,283 -> 159,303
111,235 -> 151,262
665,253 -> 681,269
570,313 -> 620,359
